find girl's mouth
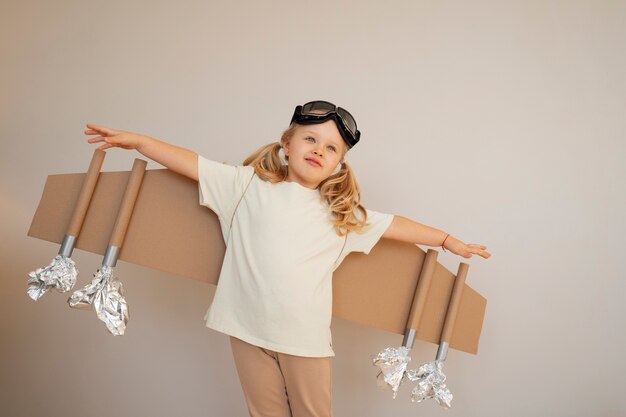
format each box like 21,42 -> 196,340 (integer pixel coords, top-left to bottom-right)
306,158 -> 321,167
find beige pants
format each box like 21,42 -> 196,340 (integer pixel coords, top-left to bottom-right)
229,336 -> 334,417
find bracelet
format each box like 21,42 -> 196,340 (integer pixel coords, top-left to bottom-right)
441,233 -> 450,252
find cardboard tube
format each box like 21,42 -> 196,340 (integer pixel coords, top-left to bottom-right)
66,149 -> 106,237
405,249 -> 438,331
439,263 -> 468,344
108,158 -> 147,248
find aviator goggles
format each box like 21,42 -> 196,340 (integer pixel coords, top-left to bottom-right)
290,100 -> 361,149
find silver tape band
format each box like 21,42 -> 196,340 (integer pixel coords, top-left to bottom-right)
402,328 -> 416,349
435,341 -> 449,361
58,235 -> 76,257
102,245 -> 120,267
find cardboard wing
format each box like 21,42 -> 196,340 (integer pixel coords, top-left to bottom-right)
27,168 -> 487,355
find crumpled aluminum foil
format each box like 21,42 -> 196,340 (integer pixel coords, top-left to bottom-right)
371,346 -> 412,399
27,255 -> 78,301
67,265 -> 128,336
405,360 -> 453,408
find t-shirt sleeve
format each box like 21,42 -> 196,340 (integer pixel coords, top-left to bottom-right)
197,154 -> 254,222
345,208 -> 395,255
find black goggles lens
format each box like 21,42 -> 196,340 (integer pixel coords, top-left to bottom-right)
292,100 -> 360,147
300,100 -> 358,138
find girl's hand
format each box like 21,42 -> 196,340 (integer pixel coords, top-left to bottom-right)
444,236 -> 491,259
85,123 -> 148,151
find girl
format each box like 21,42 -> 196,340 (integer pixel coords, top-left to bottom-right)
85,100 -> 491,417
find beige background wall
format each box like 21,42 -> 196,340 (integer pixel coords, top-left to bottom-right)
1,1 -> 624,416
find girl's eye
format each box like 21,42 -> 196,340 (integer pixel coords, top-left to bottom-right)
306,136 -> 336,152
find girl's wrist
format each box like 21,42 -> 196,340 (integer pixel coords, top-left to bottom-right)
441,233 -> 458,252
440,232 -> 450,252
135,134 -> 153,152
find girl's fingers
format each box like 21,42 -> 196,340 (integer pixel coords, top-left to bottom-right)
86,123 -> 118,136
465,245 -> 491,259
87,136 -> 118,150
86,123 -> 104,133
468,243 -> 487,250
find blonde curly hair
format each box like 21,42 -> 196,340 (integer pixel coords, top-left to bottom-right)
241,123 -> 369,237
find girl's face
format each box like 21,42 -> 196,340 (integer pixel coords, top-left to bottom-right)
283,120 -> 347,189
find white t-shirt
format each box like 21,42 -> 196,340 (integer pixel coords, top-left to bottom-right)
197,155 -> 394,357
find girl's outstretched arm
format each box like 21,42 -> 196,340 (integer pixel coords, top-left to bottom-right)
84,123 -> 199,181
381,215 -> 491,259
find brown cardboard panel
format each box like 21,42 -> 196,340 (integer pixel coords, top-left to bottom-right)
27,169 -> 487,355
29,170 -> 226,282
